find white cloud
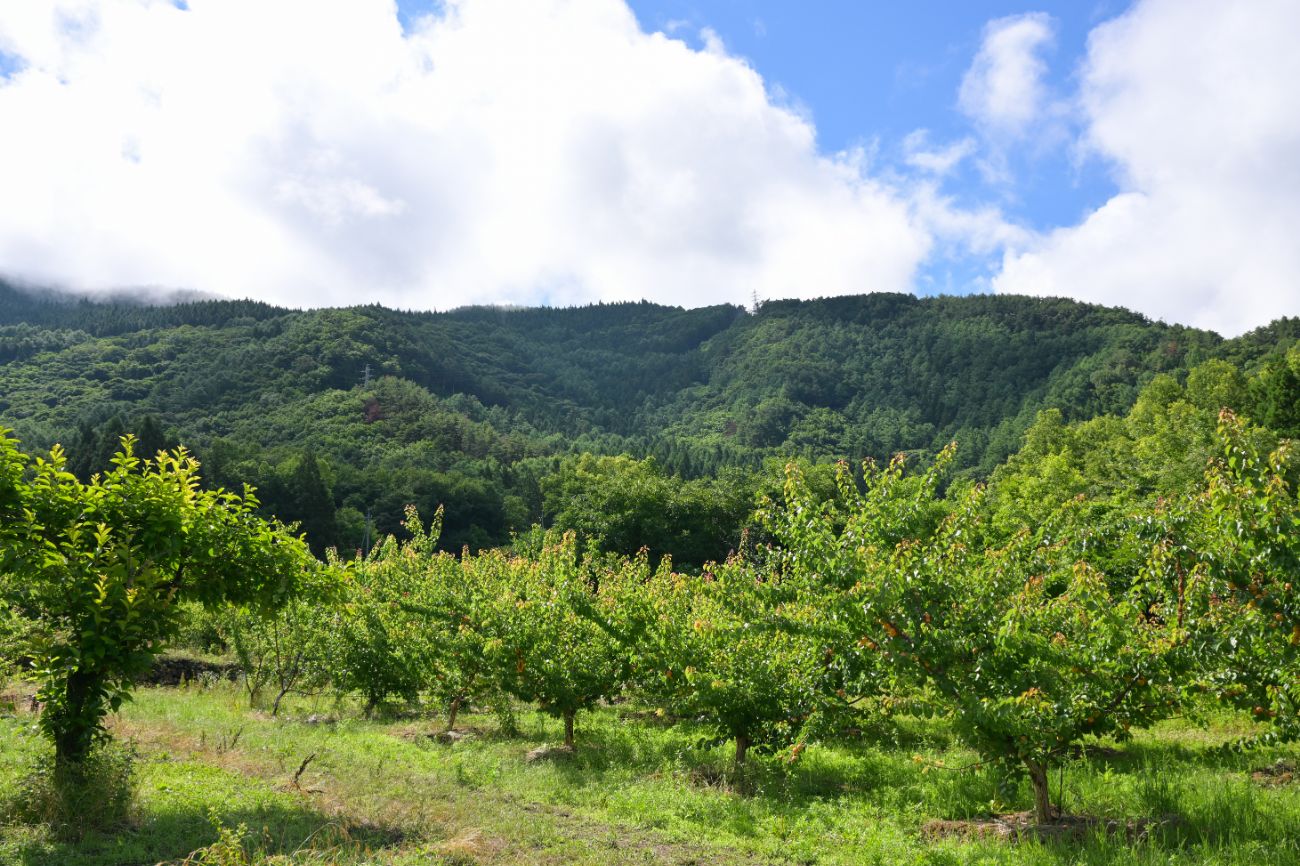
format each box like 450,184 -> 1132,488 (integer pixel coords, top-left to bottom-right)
994,0 -> 1300,336
958,13 -> 1056,137
910,184 -> 1031,258
0,0 -> 932,310
902,130 -> 976,176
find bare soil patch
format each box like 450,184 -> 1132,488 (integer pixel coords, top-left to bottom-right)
392,724 -> 483,745
616,708 -> 680,726
434,728 -> 478,745
525,743 -> 577,763
921,810 -> 1181,844
137,655 -> 239,686
1250,759 -> 1296,787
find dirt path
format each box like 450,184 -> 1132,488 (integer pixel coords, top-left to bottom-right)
112,714 -> 778,865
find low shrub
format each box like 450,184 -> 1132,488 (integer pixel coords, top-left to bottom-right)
1,741 -> 137,839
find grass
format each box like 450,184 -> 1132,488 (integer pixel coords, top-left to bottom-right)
2,680 -> 1299,866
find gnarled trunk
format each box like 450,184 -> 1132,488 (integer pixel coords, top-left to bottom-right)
1025,759 -> 1054,824
734,733 -> 751,766
271,685 -> 292,717
447,694 -> 463,732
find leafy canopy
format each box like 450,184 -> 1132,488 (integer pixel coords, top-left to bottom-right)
0,431 -> 320,763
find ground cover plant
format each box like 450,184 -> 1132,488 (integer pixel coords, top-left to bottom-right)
2,680 -> 1300,865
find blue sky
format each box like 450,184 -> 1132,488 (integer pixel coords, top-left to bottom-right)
0,0 -> 1297,335
0,48 -> 22,78
390,1 -> 1123,227
621,0 -> 1126,295
626,3 -> 1116,206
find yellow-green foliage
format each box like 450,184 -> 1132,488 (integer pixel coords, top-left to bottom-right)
0,430 -> 323,765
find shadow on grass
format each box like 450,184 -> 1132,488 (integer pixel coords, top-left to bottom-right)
552,725 -> 1297,859
978,760 -> 1300,865
918,780 -> 1300,866
1131,771 -> 1298,851
409,704 -> 952,800
530,715 -> 924,811
390,704 -> 1300,860
7,797 -> 405,866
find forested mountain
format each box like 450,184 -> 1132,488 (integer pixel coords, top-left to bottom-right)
2,279 -> 1297,559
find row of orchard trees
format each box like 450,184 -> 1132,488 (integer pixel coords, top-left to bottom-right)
208,412 -> 1300,824
3,410 -> 1298,826
216,502 -> 831,757
222,509 -> 663,749
756,412 -> 1299,822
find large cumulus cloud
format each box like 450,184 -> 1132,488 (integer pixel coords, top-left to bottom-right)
993,0 -> 1300,336
0,0 -> 930,310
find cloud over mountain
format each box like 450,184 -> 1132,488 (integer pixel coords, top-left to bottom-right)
1,0 -> 1297,335
0,0 -> 929,310
992,0 -> 1300,336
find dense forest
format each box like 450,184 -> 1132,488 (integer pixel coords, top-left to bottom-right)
1,280 -> 1298,564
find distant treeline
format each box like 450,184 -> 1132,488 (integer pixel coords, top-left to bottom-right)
2,280 -> 1298,564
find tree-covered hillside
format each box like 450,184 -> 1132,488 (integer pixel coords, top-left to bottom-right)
1,280 -> 1296,556
644,292 -> 1251,476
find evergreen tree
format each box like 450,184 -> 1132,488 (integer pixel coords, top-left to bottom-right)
134,414 -> 170,461
285,451 -> 340,555
1246,348 -> 1300,438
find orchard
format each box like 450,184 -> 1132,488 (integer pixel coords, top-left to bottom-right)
3,413 -> 1299,836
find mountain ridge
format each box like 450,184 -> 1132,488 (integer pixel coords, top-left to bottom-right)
2,278 -> 1296,551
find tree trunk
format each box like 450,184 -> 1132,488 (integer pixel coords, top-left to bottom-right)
54,669 -> 95,768
563,709 -> 575,750
1025,759 -> 1054,824
734,734 -> 751,766
447,695 -> 462,732
272,686 -> 291,717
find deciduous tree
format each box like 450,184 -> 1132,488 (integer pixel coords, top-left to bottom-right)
0,431 -> 320,765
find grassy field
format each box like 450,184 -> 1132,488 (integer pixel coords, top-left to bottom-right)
2,679 -> 1299,866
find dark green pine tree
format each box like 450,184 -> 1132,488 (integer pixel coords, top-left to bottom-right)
286,450 -> 340,556
67,414 -> 128,481
66,420 -> 100,481
134,414 -> 170,461
1247,354 -> 1300,438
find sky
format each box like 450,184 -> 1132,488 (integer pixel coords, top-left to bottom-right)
0,1 -> 1297,336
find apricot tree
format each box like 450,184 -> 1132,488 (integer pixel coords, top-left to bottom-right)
768,451 -> 1189,822
1190,411 -> 1300,735
0,432 -> 319,766
486,533 -> 631,749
